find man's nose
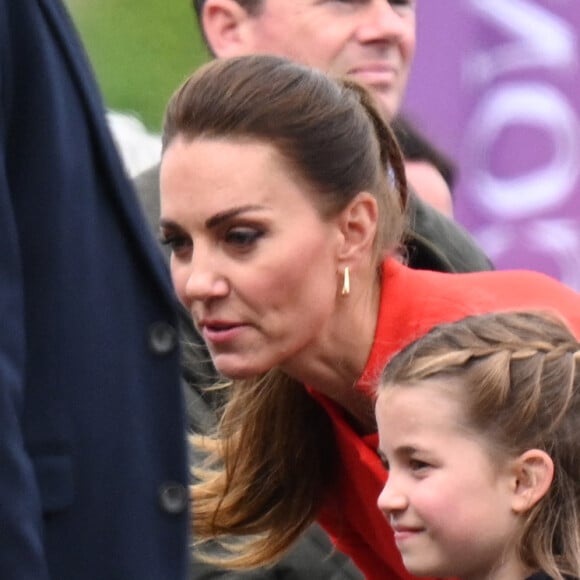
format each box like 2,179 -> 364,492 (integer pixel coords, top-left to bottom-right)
356,1 -> 409,43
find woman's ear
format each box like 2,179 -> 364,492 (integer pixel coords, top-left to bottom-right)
510,449 -> 554,514
202,0 -> 256,57
336,191 -> 379,265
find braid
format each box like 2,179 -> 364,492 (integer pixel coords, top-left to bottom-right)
380,310 -> 580,580
383,311 -> 579,385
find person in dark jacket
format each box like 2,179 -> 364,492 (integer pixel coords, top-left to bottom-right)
0,1 -> 189,579
392,115 -> 456,219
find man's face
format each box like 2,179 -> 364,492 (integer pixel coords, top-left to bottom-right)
219,0 -> 417,120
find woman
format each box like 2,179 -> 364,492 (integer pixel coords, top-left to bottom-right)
159,55 -> 580,580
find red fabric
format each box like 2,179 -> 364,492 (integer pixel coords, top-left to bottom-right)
310,258 -> 580,580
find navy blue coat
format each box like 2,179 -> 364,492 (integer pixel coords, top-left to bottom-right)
0,1 -> 189,579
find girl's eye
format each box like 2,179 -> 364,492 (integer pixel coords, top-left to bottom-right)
409,459 -> 430,472
225,227 -> 264,247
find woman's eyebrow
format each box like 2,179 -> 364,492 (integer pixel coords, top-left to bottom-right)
158,218 -> 182,231
205,205 -> 267,229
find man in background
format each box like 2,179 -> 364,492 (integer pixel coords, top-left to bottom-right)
393,115 -> 456,218
0,1 -> 189,578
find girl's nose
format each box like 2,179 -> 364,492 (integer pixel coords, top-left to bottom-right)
377,475 -> 408,516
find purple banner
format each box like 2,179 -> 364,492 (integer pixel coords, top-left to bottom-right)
403,0 -> 580,289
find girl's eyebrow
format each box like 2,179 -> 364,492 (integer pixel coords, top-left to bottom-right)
205,205 -> 268,229
377,444 -> 421,463
396,445 -> 420,456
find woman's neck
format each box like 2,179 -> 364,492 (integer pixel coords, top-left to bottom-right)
281,269 -> 381,433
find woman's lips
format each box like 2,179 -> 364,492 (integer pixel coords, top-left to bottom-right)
201,322 -> 247,345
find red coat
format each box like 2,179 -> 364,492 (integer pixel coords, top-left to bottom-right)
310,258 -> 580,580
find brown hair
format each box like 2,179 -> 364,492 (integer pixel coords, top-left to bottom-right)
380,310 -> 580,580
162,54 -> 408,568
163,55 -> 407,262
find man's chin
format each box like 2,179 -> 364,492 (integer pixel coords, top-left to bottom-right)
368,89 -> 401,122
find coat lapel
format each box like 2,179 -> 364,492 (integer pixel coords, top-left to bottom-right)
36,0 -> 176,299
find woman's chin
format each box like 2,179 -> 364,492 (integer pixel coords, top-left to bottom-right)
213,357 -> 269,380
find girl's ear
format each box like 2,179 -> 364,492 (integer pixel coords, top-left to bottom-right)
510,449 -> 554,514
336,191 -> 379,266
202,0 -> 257,58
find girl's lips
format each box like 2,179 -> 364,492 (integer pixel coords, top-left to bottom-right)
392,527 -> 423,543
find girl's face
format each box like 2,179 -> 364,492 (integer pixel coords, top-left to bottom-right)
376,379 -> 524,580
159,137 -> 345,379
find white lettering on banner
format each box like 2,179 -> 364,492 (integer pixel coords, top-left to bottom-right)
467,83 -> 580,218
466,0 -> 577,84
462,0 -> 580,288
476,220 -> 580,289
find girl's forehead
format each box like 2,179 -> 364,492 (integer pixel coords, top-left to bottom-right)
377,379 -> 465,426
378,377 -> 465,406
376,378 -> 482,441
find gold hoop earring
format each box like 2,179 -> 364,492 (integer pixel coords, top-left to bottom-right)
341,266 -> 350,296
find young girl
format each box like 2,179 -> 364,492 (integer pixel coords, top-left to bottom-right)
376,310 -> 580,580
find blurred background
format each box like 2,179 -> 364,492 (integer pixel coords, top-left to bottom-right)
67,1 -> 580,289
66,0 -> 208,131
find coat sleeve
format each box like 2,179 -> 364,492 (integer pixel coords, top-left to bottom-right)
405,192 -> 494,273
0,4 -> 52,578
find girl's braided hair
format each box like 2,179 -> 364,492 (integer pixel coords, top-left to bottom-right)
380,310 -> 580,580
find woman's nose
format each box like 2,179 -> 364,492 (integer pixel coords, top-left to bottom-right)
172,248 -> 229,307
184,257 -> 229,302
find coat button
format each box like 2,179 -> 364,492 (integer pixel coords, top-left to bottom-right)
149,322 -> 177,355
158,482 -> 189,514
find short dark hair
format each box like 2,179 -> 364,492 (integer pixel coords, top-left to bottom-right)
192,0 -> 264,21
392,115 -> 457,190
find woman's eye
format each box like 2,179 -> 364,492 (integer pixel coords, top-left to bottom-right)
225,227 -> 264,247
159,234 -> 192,255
